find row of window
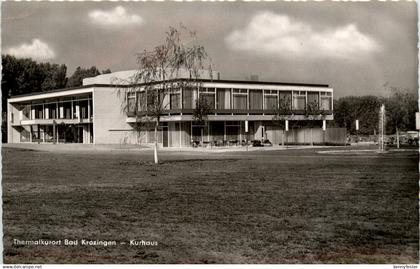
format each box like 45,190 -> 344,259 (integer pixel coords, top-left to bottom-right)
127,88 -> 332,112
21,99 -> 93,120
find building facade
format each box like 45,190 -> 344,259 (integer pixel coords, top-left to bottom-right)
7,71 -> 335,147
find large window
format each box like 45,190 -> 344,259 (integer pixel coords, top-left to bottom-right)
170,89 -> 181,110
307,92 -> 319,110
62,102 -> 72,119
183,87 -> 197,109
199,88 -> 215,109
217,88 -> 231,110
249,90 -> 263,110
226,121 -> 240,141
72,101 -> 80,119
233,89 -> 247,110
293,91 -> 306,110
137,91 -> 147,111
320,92 -> 332,111
127,93 -> 136,112
46,103 -> 57,119
264,90 -> 278,110
33,105 -> 43,119
79,100 -> 89,119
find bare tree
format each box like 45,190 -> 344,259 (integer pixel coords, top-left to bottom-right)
119,25 -> 213,163
192,97 -> 214,126
272,95 -> 293,146
304,99 -> 328,146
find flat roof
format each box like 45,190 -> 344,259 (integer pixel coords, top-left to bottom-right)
9,78 -> 330,99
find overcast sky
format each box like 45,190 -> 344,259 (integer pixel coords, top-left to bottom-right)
2,2 -> 418,97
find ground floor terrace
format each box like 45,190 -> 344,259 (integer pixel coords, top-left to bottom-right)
129,120 -> 346,147
10,120 -> 346,146
13,123 -> 93,144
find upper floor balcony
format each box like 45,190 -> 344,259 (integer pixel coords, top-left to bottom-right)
125,87 -> 333,121
9,95 -> 93,126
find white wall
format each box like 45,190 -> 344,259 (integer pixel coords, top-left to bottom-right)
92,87 -> 139,144
7,102 -> 21,143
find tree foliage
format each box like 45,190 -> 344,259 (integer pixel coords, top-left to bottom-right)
333,91 -> 417,135
385,88 -> 417,134
192,97 -> 214,125
272,95 -> 292,128
1,54 -> 67,111
66,66 -> 101,87
333,95 -> 382,135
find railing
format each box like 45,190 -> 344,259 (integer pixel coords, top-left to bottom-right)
127,109 -> 333,117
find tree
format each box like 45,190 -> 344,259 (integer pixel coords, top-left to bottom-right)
303,99 -> 327,146
192,97 -> 214,126
39,62 -> 67,91
1,54 -> 68,142
120,25 -> 213,163
272,95 -> 293,146
333,95 -> 381,135
67,66 -> 111,87
385,88 -> 417,148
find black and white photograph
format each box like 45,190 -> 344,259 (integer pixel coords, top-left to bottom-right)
1,1 -> 419,265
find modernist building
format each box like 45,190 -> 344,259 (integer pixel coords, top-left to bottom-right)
7,70 -> 335,147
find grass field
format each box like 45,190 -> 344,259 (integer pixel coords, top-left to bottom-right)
2,146 -> 419,263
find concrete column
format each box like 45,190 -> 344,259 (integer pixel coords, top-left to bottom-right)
262,90 -> 265,110
45,107 -> 49,119
88,99 -> 91,120
71,100 -> 74,119
59,104 -> 64,119
76,104 -> 80,120
31,108 -> 35,120
247,89 -> 249,110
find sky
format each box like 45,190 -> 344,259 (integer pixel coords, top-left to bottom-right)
1,1 -> 418,98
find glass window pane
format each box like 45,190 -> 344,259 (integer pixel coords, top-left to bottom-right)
249,90 -> 263,110
321,97 -> 331,110
137,92 -> 146,111
183,88 -> 197,109
293,96 -> 305,110
217,89 -> 231,110
279,92 -> 292,110
226,126 -> 239,141
200,94 -> 215,109
233,95 -> 247,110
264,96 -> 277,110
307,92 -> 319,109
170,94 -> 181,109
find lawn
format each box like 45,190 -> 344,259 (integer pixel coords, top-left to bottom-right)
2,146 -> 419,263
